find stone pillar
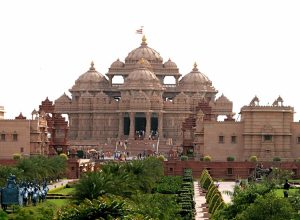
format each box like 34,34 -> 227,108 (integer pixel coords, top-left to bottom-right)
108,76 -> 113,87
145,112 -> 151,139
129,112 -> 135,139
118,112 -> 124,138
175,76 -> 179,85
158,112 -> 163,138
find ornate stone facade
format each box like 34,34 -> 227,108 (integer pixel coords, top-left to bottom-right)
53,36 -> 300,161
54,36 -> 233,153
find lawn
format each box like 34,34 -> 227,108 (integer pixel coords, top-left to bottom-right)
48,187 -> 75,195
274,188 -> 299,197
7,199 -> 71,219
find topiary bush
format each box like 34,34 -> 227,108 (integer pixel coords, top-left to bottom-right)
273,157 -> 281,162
227,156 -> 235,162
203,155 -> 212,162
249,155 -> 258,162
180,155 -> 188,161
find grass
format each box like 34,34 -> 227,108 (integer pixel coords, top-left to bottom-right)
7,199 -> 71,219
48,187 -> 75,195
274,188 -> 299,197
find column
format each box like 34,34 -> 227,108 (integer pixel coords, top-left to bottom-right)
108,76 -> 113,87
175,76 -> 179,85
118,112 -> 124,138
145,112 -> 151,139
158,112 -> 163,138
129,112 -> 135,139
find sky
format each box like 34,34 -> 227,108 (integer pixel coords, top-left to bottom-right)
0,0 -> 300,120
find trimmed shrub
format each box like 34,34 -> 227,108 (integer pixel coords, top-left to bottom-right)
273,157 -> 281,162
249,155 -> 258,162
209,193 -> 221,213
203,155 -> 212,162
180,155 -> 188,161
226,156 -> 235,162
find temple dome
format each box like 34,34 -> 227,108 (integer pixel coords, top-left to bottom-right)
76,62 -> 105,83
179,63 -> 216,93
72,62 -> 108,91
110,58 -> 124,69
180,63 -> 211,85
164,58 -> 177,69
125,36 -> 163,63
121,59 -> 163,90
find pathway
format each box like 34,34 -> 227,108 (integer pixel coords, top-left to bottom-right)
47,179 -> 77,190
194,181 -> 210,220
217,181 -> 235,203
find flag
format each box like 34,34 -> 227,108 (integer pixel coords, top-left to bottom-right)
136,26 -> 143,34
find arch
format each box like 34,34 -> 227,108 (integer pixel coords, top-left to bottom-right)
112,75 -> 124,84
163,76 -> 176,84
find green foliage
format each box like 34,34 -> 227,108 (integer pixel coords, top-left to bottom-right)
180,155 -> 188,161
57,196 -> 145,220
203,155 -> 212,162
235,192 -> 295,220
266,168 -> 293,185
249,155 -> 258,162
59,153 -> 68,160
10,203 -> 56,220
227,156 -> 235,162
0,210 -> 8,220
132,193 -> 181,220
155,176 -> 183,194
16,155 -> 67,182
273,156 -> 281,162
74,157 -> 164,202
0,165 -> 23,187
13,153 -> 22,160
213,183 -> 274,220
74,171 -> 114,202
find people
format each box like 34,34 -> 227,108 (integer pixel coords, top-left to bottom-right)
283,179 -> 290,198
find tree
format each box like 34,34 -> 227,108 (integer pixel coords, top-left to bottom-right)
235,192 -> 295,220
132,193 -> 181,220
73,171 -> 113,202
57,196 -> 146,220
213,183 -> 273,219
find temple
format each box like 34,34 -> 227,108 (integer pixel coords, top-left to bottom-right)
50,35 -> 300,161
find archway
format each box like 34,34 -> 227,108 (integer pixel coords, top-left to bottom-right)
135,112 -> 146,137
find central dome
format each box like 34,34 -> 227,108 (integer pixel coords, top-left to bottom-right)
121,59 -> 164,90
125,36 -> 163,64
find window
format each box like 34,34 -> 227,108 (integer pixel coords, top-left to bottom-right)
13,133 -> 18,141
219,136 -> 224,143
264,135 -> 272,141
227,168 -> 233,175
20,147 -> 24,153
297,137 -> 300,144
1,134 -> 5,141
231,136 -> 237,143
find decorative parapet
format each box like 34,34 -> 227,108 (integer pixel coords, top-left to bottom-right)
241,105 -> 294,112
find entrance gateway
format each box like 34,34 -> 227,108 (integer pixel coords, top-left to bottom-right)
123,112 -> 158,136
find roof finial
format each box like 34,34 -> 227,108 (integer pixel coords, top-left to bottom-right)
141,35 -> 147,46
90,61 -> 95,70
193,62 -> 198,71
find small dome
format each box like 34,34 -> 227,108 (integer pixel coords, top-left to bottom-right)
110,58 -> 124,69
125,36 -> 163,64
121,59 -> 164,90
180,63 -> 211,85
76,62 -> 105,83
72,62 -> 109,91
179,63 -> 216,93
164,58 -> 177,69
